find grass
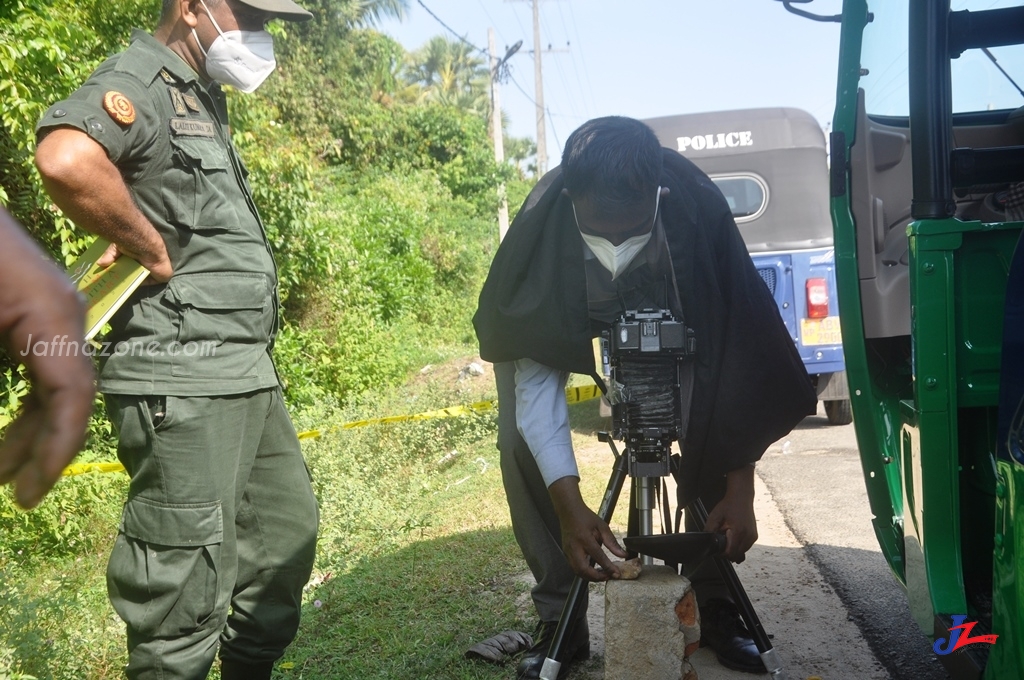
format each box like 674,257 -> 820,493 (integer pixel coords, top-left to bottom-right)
0,360 -> 617,680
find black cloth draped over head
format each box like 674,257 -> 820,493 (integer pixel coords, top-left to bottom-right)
473,148 -> 816,503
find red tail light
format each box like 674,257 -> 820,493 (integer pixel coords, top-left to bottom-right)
806,278 -> 829,318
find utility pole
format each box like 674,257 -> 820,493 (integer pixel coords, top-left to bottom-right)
508,0 -> 567,174
532,0 -> 547,174
489,28 -> 510,240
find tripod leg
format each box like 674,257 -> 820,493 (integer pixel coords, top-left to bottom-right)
690,499 -> 786,679
539,440 -> 630,680
661,479 -> 673,535
627,478 -> 639,556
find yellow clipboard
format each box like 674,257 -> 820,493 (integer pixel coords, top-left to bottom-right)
66,237 -> 149,340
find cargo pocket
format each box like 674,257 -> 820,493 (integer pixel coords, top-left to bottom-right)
107,497 -> 224,638
164,135 -> 239,231
167,272 -> 269,378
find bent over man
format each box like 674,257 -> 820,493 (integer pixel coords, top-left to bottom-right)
35,1 -> 318,677
474,117 -> 816,678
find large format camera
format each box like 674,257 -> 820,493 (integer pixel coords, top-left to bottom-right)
601,308 -> 696,478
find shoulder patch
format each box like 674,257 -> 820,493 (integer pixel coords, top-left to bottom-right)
103,91 -> 136,126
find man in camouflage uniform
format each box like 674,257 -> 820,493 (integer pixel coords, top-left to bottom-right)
34,1 -> 318,677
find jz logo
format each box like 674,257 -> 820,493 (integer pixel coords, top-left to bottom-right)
933,616 -> 998,655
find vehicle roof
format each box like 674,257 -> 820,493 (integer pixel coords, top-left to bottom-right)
643,107 -> 826,157
643,107 -> 833,252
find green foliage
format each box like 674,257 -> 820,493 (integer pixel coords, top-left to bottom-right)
264,28 -> 510,211
228,92 -> 330,311
0,368 -> 29,432
292,369 -> 499,571
0,1 -> 98,257
0,645 -> 36,680
0,366 -> 509,679
289,0 -> 409,52
404,35 -> 490,114
0,563 -> 123,680
0,366 -> 120,563
270,168 -> 497,407
0,458 -> 126,565
0,0 -> 158,253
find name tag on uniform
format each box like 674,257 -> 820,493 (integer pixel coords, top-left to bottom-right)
169,119 -> 216,137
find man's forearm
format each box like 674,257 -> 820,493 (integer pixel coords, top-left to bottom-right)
548,475 -> 586,517
724,463 -> 755,501
35,129 -> 169,274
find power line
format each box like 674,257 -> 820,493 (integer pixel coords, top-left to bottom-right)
508,1 -> 532,48
415,0 -> 487,56
508,70 -> 567,157
540,4 -> 580,122
565,2 -> 598,115
507,71 -> 539,108
475,0 -> 508,47
555,0 -> 596,115
545,107 -> 563,154
549,46 -> 580,122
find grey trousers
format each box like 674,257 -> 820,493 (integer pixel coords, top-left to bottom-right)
105,388 -> 319,680
496,362 -> 584,623
495,362 -> 729,623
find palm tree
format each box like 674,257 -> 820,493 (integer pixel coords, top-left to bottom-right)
347,0 -> 410,26
404,36 -> 490,115
292,0 -> 409,51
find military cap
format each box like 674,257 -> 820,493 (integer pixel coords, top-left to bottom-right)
237,0 -> 312,21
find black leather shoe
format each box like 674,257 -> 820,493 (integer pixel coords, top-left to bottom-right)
700,598 -> 766,674
516,618 -> 590,679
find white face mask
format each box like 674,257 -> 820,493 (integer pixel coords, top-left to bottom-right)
193,0 -> 276,93
574,187 -> 661,280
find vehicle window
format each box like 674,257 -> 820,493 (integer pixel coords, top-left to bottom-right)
711,175 -> 768,222
862,0 -> 1024,118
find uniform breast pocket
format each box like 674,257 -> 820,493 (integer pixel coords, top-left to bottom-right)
167,272 -> 270,378
164,136 -> 240,232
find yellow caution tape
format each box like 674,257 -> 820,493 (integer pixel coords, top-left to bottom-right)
565,384 -> 602,405
61,383 -> 602,476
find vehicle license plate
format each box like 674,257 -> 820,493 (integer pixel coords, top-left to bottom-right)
800,316 -> 842,346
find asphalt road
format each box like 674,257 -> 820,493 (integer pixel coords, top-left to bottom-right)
756,404 -> 950,680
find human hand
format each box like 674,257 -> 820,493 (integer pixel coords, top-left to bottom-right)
549,477 -> 628,581
97,241 -> 172,284
704,465 -> 758,562
0,210 -> 96,508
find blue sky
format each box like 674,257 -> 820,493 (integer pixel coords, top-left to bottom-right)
377,1 -> 845,161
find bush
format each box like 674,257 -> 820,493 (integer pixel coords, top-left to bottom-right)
0,563 -> 124,680
0,460 -> 126,565
292,371 -> 498,572
270,168 -> 497,408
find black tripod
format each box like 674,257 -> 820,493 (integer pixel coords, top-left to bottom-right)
536,433 -> 786,680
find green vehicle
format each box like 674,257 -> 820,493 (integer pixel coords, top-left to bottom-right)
786,0 -> 1024,677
